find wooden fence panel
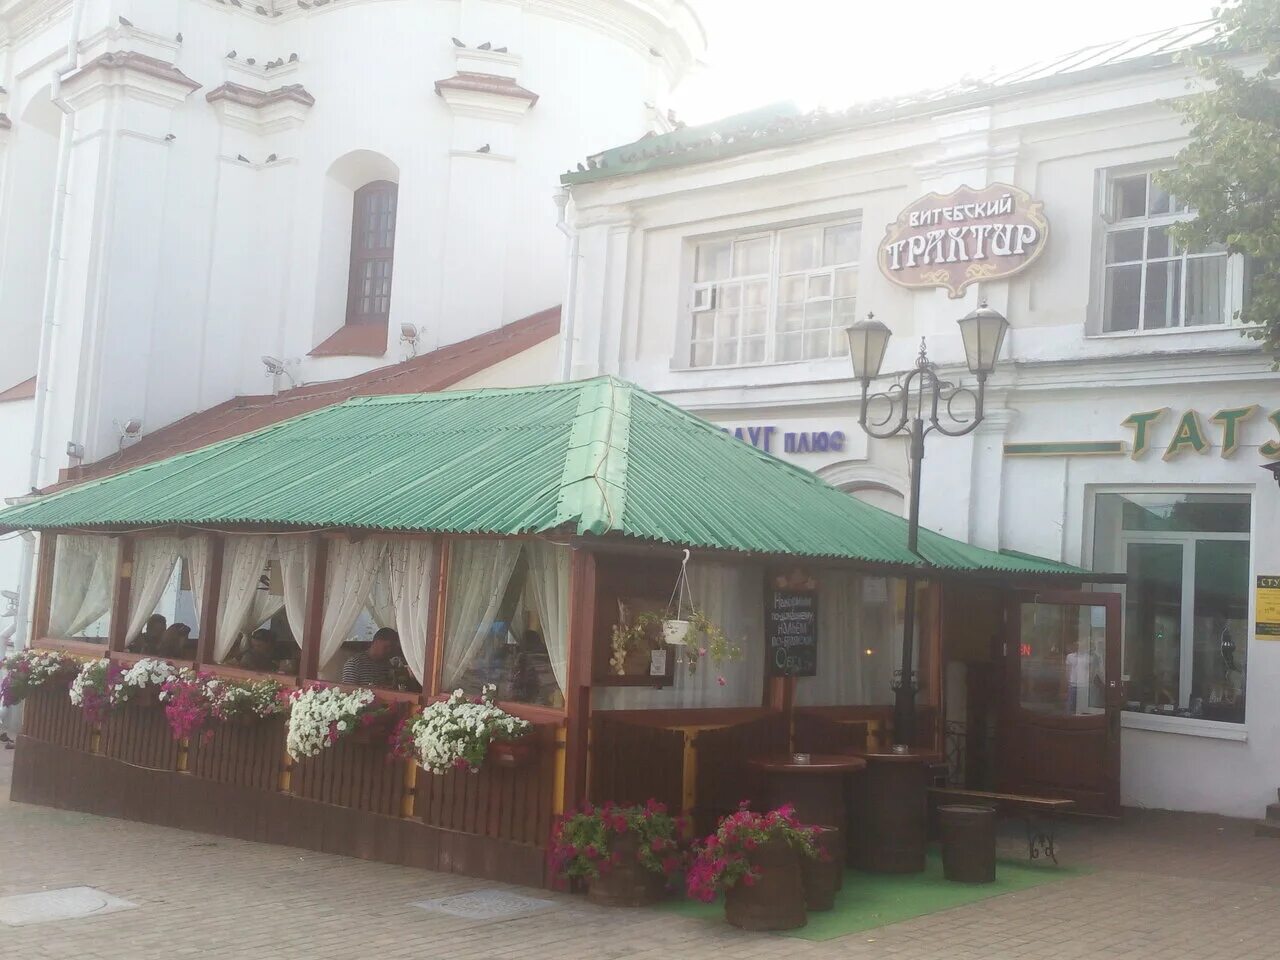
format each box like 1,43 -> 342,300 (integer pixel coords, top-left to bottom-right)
290,737 -> 407,817
693,713 -> 789,832
188,718 -> 286,792
101,704 -> 180,771
21,686 -> 96,753
589,715 -> 684,812
415,724 -> 558,848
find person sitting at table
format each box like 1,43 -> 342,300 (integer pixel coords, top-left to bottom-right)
237,628 -> 278,672
340,627 -> 398,688
158,623 -> 191,658
128,613 -> 167,654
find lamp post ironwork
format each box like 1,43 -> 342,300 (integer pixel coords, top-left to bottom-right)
843,301 -> 1010,745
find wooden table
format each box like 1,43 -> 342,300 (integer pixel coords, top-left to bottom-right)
748,754 -> 866,828
847,747 -> 943,874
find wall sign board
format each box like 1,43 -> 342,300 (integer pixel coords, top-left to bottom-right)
766,589 -> 817,677
878,183 -> 1049,298
1258,576 -> 1280,639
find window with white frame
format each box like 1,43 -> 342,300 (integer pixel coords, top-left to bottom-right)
688,220 -> 860,367
1092,492 -> 1250,724
1101,170 -> 1240,333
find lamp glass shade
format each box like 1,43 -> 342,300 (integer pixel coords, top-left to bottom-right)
957,305 -> 1009,375
844,319 -> 892,381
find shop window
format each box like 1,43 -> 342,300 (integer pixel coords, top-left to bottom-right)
1093,492 -> 1250,723
1099,170 -> 1242,333
345,180 -> 398,326
440,540 -> 569,709
688,219 -> 859,368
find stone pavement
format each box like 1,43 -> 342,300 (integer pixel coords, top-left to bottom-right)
2,747 -> 1278,960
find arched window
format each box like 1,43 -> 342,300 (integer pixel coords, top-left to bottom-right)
346,180 -> 398,326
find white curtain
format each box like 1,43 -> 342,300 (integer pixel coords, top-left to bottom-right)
125,537 -> 182,641
276,537 -> 315,643
182,536 -> 211,626
318,539 -> 387,670
523,541 -> 571,695
794,570 -> 897,706
595,561 -> 766,710
367,539 -> 436,685
48,536 -> 117,638
214,536 -> 276,662
441,539 -> 522,689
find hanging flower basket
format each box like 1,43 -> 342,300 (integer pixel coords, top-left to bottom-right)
1,649 -> 82,707
286,685 -> 394,760
112,658 -> 182,710
661,619 -> 691,645
488,736 -> 535,768
393,685 -> 531,774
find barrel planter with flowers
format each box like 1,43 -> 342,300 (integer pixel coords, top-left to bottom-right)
549,800 -> 688,907
686,803 -> 818,931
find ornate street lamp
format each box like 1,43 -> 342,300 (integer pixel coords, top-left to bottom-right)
1264,460 -> 1280,489
843,301 -> 1009,745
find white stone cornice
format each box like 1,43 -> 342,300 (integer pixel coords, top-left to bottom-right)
206,81 -> 315,134
60,51 -> 200,112
435,72 -> 537,122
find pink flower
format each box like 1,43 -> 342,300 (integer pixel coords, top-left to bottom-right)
716,676 -> 727,686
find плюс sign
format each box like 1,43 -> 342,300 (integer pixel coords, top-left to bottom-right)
878,183 -> 1049,298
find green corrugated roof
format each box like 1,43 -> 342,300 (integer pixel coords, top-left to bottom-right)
0,377 -> 1090,578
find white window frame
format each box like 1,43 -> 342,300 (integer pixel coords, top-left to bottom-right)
1089,487 -> 1252,734
1096,167 -> 1245,335
1117,531 -> 1249,713
686,219 -> 860,369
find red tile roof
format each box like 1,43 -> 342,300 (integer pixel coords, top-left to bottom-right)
56,308 -> 560,488
0,376 -> 36,403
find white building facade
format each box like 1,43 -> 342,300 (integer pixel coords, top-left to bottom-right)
560,27 -> 1280,819
0,0 -> 704,628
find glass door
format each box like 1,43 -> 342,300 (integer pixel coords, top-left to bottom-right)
999,590 -> 1122,817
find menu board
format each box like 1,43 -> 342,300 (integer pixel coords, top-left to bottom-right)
766,589 -> 818,677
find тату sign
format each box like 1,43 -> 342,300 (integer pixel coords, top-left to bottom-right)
878,183 -> 1049,298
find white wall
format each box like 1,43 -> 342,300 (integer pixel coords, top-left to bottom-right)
0,0 -> 703,488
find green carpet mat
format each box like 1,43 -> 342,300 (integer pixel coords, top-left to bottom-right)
659,852 -> 1086,941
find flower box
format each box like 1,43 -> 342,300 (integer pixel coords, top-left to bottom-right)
488,737 -> 535,768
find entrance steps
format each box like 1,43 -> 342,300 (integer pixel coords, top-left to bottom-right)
1255,790 -> 1280,838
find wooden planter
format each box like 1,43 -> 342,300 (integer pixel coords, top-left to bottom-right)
488,738 -> 535,769
723,837 -> 807,931
800,826 -> 843,911
586,834 -> 667,907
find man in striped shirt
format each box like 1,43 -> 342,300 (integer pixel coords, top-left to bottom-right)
341,627 -> 399,688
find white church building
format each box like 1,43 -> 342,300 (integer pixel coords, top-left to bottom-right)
0,0 -> 704,632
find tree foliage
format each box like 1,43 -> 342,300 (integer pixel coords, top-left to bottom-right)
1158,0 -> 1280,362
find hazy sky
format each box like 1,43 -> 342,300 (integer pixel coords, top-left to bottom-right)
674,0 -> 1220,123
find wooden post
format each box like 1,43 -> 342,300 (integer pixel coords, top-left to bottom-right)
107,536 -> 135,653
194,534 -> 225,667
561,546 -> 596,811
422,535 -> 448,701
299,535 -> 329,682
31,531 -> 58,642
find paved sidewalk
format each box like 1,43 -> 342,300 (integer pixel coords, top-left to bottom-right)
2,748 -> 1278,960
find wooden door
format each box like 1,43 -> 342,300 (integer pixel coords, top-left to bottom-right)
997,590 -> 1122,817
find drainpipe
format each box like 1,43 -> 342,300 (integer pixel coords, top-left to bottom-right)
15,0 -> 86,648
554,188 -> 579,382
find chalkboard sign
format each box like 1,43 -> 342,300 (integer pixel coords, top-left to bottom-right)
766,589 -> 818,677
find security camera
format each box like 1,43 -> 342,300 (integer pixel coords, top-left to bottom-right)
115,418 -> 144,449
261,355 -> 287,376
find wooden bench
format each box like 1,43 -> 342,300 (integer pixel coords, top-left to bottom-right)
929,787 -> 1075,864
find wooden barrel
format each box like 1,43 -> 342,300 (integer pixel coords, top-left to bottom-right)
939,804 -> 997,883
586,833 -> 667,907
724,838 -> 807,931
800,826 -> 842,911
